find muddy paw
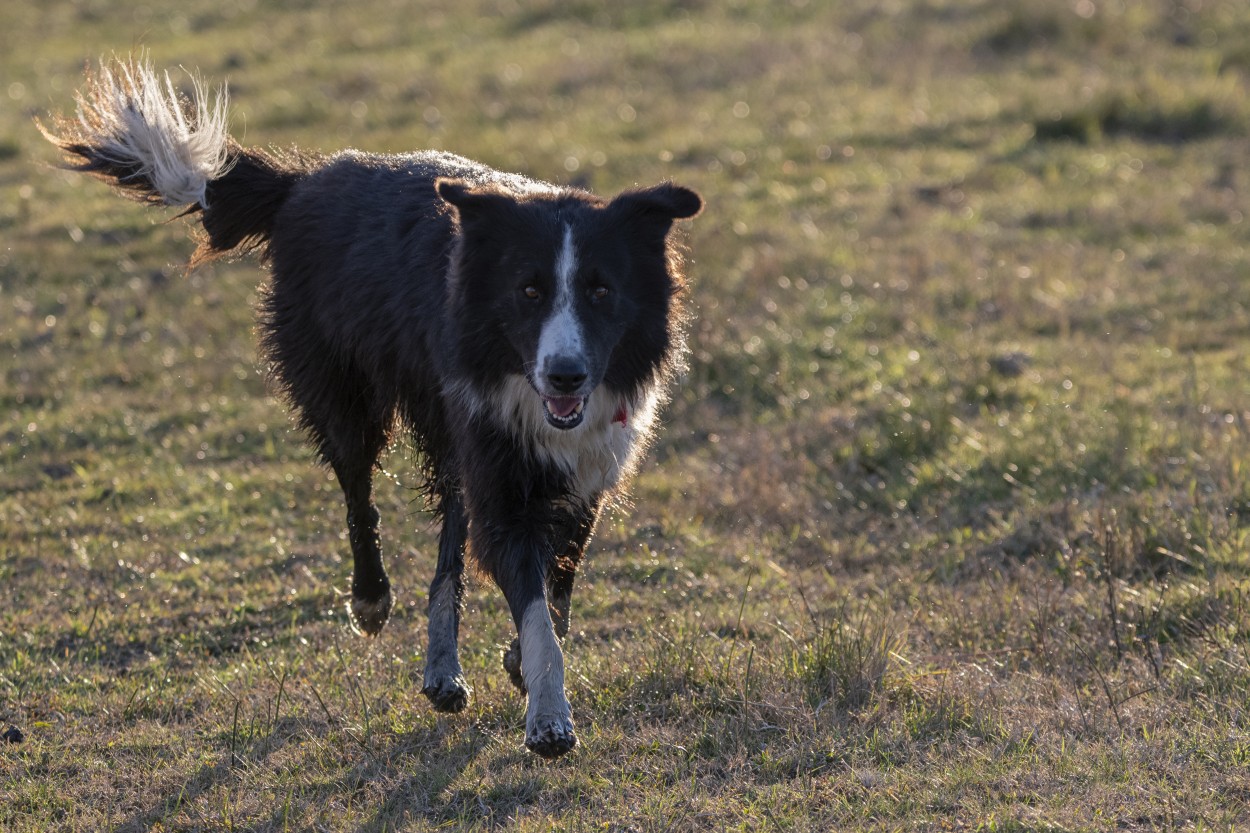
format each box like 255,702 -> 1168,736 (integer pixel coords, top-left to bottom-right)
349,589 -> 393,636
502,638 -> 526,694
525,716 -> 577,759
421,674 -> 471,713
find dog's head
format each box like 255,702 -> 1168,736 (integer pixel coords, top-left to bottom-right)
438,179 -> 702,431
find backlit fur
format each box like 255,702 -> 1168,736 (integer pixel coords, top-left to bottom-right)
42,56 -> 702,759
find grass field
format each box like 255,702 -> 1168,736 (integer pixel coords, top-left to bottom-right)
5,0 -> 1250,829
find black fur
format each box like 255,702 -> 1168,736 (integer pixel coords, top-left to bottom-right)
43,71 -> 701,757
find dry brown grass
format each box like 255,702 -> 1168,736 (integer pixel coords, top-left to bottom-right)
5,0 -> 1250,829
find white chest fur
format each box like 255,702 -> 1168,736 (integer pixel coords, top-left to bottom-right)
463,374 -> 659,503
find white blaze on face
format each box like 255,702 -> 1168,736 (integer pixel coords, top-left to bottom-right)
536,225 -> 585,389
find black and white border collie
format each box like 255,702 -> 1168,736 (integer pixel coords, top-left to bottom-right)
41,58 -> 702,758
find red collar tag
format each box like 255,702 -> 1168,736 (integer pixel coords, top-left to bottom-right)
612,403 -> 628,426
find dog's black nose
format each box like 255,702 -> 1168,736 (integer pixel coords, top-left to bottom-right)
546,359 -> 588,394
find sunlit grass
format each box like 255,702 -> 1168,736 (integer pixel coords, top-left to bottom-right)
4,0 -> 1250,830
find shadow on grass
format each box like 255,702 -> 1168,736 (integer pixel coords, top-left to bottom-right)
45,598 -> 332,671
349,729 -> 508,832
112,711 -> 502,831
111,717 -> 321,833
43,590 -> 559,827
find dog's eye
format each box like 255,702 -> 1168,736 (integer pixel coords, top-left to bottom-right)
523,286 -> 541,300
591,286 -> 609,300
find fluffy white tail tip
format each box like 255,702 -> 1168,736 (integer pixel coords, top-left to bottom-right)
76,57 -> 232,207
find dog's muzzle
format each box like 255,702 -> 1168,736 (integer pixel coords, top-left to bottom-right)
540,357 -> 590,430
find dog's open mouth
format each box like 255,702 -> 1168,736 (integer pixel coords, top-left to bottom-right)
542,396 -> 586,430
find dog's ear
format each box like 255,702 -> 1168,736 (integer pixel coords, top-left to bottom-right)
436,178 -> 514,221
608,182 -> 703,224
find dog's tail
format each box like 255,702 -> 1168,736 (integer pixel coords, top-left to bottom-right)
39,56 -> 317,266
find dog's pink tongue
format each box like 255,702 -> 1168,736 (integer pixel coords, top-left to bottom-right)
546,397 -> 581,418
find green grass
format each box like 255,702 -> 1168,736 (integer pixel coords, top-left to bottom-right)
5,0 -> 1250,829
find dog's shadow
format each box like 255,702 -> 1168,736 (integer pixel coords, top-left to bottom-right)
347,730 -> 546,832
112,709 -> 519,831
101,610 -> 553,828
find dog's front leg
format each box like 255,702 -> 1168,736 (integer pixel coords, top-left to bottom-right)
422,492 -> 470,712
488,543 -> 576,758
510,570 -> 577,758
503,500 -> 599,692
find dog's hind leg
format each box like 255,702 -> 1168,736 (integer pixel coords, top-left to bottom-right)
267,321 -> 394,635
287,369 -> 393,635
421,492 -> 471,712
331,443 -> 393,636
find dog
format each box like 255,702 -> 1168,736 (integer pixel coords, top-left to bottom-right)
40,58 -> 702,758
